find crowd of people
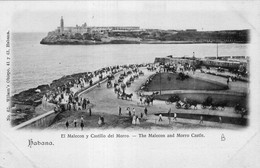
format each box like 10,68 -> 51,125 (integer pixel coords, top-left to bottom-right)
42,65 -> 122,112
41,63 -> 151,129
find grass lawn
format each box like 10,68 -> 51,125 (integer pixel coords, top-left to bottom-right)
146,73 -> 228,91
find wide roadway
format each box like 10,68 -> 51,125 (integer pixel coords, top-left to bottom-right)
48,67 -> 247,130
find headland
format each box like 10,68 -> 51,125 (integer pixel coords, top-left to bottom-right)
40,17 -> 249,45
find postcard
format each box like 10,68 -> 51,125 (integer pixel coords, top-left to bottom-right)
0,1 -> 259,168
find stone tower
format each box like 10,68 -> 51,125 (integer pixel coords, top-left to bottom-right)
60,16 -> 64,34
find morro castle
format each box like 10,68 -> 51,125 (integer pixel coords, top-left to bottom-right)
56,16 -> 141,35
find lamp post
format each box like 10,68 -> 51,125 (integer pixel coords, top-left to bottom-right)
217,43 -> 218,59
160,67 -> 162,95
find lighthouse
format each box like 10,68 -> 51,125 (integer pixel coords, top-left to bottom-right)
60,16 -> 64,35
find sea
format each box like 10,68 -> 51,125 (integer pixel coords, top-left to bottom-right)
11,32 -> 248,95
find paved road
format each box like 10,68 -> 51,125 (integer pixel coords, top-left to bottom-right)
48,67 -> 247,129
77,68 -> 247,129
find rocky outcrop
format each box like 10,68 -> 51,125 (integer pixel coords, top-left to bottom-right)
41,29 -> 249,45
40,35 -> 141,45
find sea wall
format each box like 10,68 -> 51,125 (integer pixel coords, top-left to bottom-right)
13,110 -> 59,129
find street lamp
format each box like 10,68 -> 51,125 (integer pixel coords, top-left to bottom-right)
160,66 -> 162,95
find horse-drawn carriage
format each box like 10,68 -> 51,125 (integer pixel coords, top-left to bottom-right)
217,67 -> 225,73
107,74 -> 115,81
176,72 -> 189,81
117,92 -> 133,100
201,96 -> 226,110
118,75 -> 125,83
126,80 -> 131,87
129,76 -> 134,82
139,92 -> 158,106
201,96 -> 213,109
139,71 -> 144,76
165,95 -> 180,105
107,80 -> 112,88
165,95 -> 198,109
127,70 -> 132,75
133,73 -> 139,79
234,104 -> 247,115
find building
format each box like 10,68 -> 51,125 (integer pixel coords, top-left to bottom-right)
186,29 -> 197,32
56,16 -> 141,35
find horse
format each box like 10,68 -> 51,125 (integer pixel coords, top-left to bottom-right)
125,93 -> 133,100
139,71 -> 144,76
143,97 -> 151,106
114,87 -> 120,94
107,80 -> 112,88
126,80 -> 131,87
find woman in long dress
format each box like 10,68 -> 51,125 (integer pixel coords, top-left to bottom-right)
98,117 -> 102,126
136,117 -> 140,125
132,115 -> 136,125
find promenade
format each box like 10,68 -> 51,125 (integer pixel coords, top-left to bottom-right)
48,67 -> 248,130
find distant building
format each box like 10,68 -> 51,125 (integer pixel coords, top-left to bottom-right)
56,17 -> 141,35
186,29 -> 197,32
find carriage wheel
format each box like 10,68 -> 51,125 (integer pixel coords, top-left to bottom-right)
184,104 -> 190,109
175,104 -> 181,109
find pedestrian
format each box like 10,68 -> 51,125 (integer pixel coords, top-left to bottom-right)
150,98 -> 154,106
227,77 -> 229,86
65,120 -> 69,129
89,108 -> 92,116
132,115 -> 136,125
140,112 -> 143,119
219,116 -> 222,123
136,117 -> 140,125
144,107 -> 148,116
241,108 -> 246,118
82,98 -> 87,109
158,114 -> 163,122
132,108 -> 136,116
127,107 -> 131,117
86,98 -> 90,104
199,115 -> 204,124
173,113 -> 177,121
74,119 -> 77,127
119,106 -> 122,116
80,115 -> 84,123
98,116 -> 102,126
100,115 -> 104,124
140,97 -> 143,105
168,108 -> 171,116
80,121 -> 84,130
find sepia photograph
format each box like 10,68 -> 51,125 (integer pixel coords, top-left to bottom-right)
0,1 -> 259,168
10,2 -> 250,131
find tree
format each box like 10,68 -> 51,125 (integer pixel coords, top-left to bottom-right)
74,33 -> 83,40
83,33 -> 92,40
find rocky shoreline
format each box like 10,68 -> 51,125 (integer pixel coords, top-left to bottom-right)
40,38 -> 247,45
40,35 -> 141,45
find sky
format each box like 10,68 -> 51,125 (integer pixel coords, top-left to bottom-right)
9,1 -> 259,32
